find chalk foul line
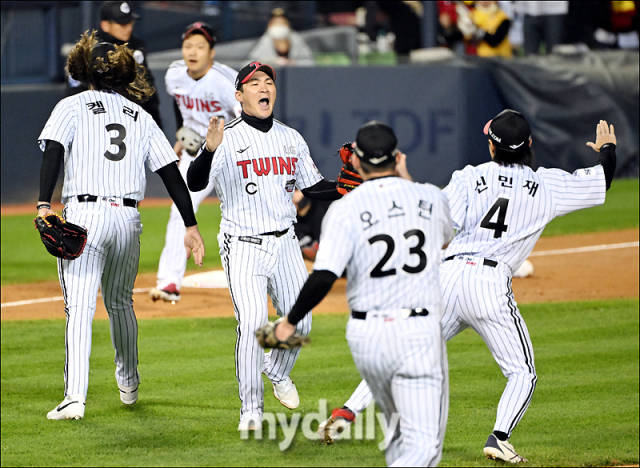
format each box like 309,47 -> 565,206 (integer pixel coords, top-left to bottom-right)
2,241 -> 638,308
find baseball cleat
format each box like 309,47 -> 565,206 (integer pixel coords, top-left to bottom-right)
118,382 -> 139,405
47,394 -> 85,420
238,413 -> 262,431
149,284 -> 180,303
318,407 -> 356,444
484,434 -> 528,463
272,377 -> 299,409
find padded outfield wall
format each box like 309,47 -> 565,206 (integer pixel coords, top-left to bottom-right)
2,53 -> 637,204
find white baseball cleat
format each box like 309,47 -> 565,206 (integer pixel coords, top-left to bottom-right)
118,382 -> 139,405
484,434 -> 528,463
238,413 -> 262,431
272,377 -> 299,409
47,394 -> 86,420
317,407 -> 356,444
149,284 -> 180,303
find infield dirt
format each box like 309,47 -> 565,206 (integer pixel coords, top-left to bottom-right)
1,228 -> 637,321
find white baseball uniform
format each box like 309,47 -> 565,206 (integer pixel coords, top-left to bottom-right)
314,176 -> 454,467
206,117 -> 323,419
156,60 -> 241,290
38,89 -> 178,397
331,161 -> 608,444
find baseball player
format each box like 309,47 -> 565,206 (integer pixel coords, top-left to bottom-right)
317,111 -> 618,464
66,2 -> 163,129
264,121 -> 454,466
186,62 -> 349,431
37,31 -> 205,420
149,22 -> 241,303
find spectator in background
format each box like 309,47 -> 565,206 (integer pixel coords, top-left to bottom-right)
292,190 -> 332,262
437,1 -> 465,53
593,0 -> 639,50
517,1 -> 569,55
458,1 -> 513,58
248,8 -> 315,66
66,1 -> 163,129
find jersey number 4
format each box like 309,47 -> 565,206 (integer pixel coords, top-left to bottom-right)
368,229 -> 427,278
104,123 -> 127,161
480,197 -> 509,238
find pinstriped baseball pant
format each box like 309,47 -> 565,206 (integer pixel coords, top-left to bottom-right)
59,202 -> 141,397
219,230 -> 312,419
347,314 -> 448,467
439,257 -> 537,437
345,258 -> 536,440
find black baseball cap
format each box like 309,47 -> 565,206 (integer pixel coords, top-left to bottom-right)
484,109 -> 531,152
100,2 -> 140,24
353,121 -> 398,166
91,42 -> 116,63
182,22 -> 217,48
235,62 -> 276,90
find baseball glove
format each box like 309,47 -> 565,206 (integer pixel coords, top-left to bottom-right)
255,317 -> 311,349
336,142 -> 362,195
34,213 -> 87,260
176,126 -> 205,156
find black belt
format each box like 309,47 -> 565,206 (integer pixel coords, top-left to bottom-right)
444,255 -> 497,268
261,228 -> 289,237
351,308 -> 429,320
77,194 -> 137,208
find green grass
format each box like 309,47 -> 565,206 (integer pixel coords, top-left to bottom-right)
1,203 -> 223,285
2,179 -> 637,285
1,299 -> 638,467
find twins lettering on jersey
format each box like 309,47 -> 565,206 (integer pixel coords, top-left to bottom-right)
236,157 -> 299,178
175,94 -> 222,113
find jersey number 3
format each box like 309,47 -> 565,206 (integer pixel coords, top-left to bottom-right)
104,123 -> 127,161
368,229 -> 427,278
481,197 -> 509,238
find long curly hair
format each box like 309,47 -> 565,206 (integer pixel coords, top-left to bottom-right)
66,30 -> 155,102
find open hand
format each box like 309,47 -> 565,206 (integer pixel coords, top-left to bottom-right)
586,120 -> 616,152
205,116 -> 225,152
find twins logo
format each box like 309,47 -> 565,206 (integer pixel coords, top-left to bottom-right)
175,94 -> 222,113
237,157 -> 298,178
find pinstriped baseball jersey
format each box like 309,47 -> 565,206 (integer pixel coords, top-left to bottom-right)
165,60 -> 242,136
38,90 -> 177,204
314,176 -> 454,315
443,162 -> 606,272
207,118 -> 323,236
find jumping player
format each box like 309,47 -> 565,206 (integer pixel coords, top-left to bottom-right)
186,62 -> 345,431
270,122 -> 454,466
149,22 -> 241,303
38,31 -> 205,420
317,111 -> 617,464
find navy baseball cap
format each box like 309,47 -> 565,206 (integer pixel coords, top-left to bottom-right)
354,121 -> 398,166
182,22 -> 217,48
484,109 -> 531,152
235,62 -> 276,90
100,2 -> 140,24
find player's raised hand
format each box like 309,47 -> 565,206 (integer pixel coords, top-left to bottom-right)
184,224 -> 205,267
395,151 -> 412,180
586,120 -> 616,152
205,116 -> 225,152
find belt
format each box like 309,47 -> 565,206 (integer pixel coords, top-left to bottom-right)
444,255 -> 497,268
351,308 -> 429,320
261,228 -> 289,237
77,194 -> 137,208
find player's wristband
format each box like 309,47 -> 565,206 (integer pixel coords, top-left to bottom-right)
37,203 -> 51,211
